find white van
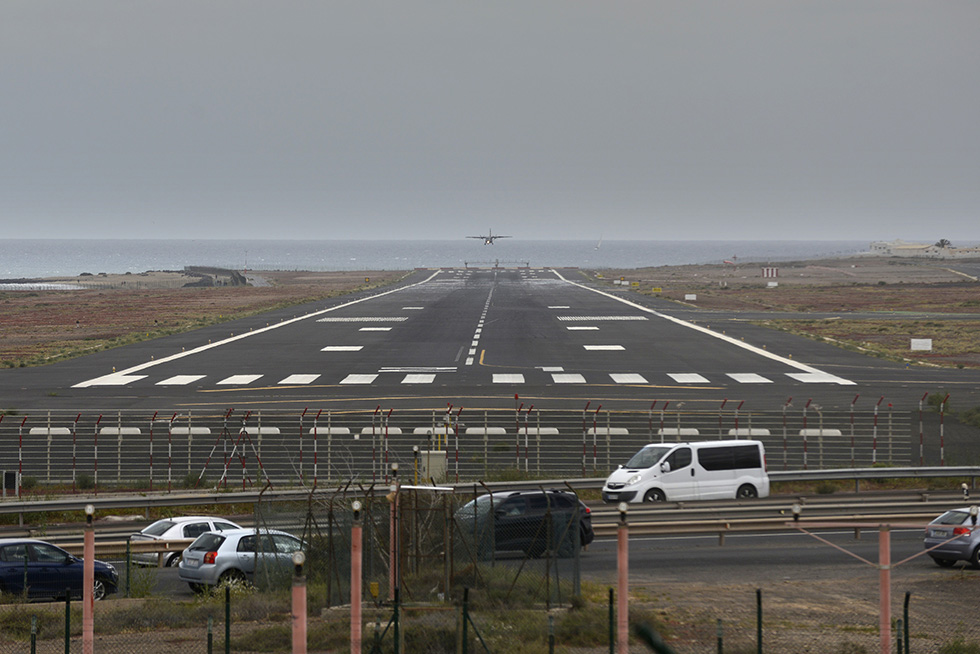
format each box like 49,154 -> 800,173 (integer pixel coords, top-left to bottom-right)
601,440 -> 770,503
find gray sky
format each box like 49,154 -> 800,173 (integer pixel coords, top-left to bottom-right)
2,1 -> 978,242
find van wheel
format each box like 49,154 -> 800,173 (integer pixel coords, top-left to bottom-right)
736,484 -> 758,499
971,545 -> 980,569
643,489 -> 666,502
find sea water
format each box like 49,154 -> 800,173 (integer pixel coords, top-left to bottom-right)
0,239 -> 869,279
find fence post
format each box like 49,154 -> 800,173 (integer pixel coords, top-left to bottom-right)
225,585 -> 231,654
64,590 -> 70,654
756,588 -> 762,654
126,538 -> 131,597
617,503 -> 629,654
904,591 -> 911,654
83,505 -> 94,654
207,616 -> 213,654
716,619 -> 723,654
292,551 -> 307,654
608,588 -> 614,654
31,615 -> 37,654
351,500 -> 363,654
462,587 -> 469,654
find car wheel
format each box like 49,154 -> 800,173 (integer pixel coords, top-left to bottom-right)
933,557 -> 955,568
93,578 -> 107,602
971,546 -> 980,569
736,484 -> 758,499
218,569 -> 247,587
165,553 -> 181,567
643,489 -> 666,502
189,582 -> 206,594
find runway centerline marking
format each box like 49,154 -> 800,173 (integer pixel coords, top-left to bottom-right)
321,346 -> 364,352
584,345 -> 625,351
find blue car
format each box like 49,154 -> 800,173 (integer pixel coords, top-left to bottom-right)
0,538 -> 118,601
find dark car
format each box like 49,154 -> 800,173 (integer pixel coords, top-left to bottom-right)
455,489 -> 594,558
0,538 -> 118,601
924,507 -> 980,567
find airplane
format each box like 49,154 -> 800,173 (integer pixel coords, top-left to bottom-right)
467,229 -> 511,245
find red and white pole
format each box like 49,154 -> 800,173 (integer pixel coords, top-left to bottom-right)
350,501 -> 363,654
292,551 -> 307,654
617,503 -> 629,654
83,504 -> 95,654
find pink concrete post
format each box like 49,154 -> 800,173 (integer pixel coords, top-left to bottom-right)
617,502 -> 629,654
879,526 -> 891,654
83,504 -> 95,654
292,551 -> 307,654
351,500 -> 363,654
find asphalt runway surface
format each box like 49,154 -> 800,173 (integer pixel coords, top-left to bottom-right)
2,267 -> 978,414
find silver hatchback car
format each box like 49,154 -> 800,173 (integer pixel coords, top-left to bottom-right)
177,528 -> 304,591
923,506 -> 980,567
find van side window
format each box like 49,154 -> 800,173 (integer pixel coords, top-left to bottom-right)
665,447 -> 692,470
733,445 -> 761,469
698,446 -> 735,471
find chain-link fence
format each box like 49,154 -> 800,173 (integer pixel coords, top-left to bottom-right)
0,406 -> 921,496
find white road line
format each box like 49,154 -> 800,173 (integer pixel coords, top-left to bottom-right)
156,375 -> 206,386
493,374 -> 525,384
548,305 -> 570,309
584,345 -> 625,351
557,316 -> 648,321
340,374 -> 378,385
402,306 -> 424,310
465,357 -> 474,366
540,366 -> 564,372
551,270 -> 856,385
72,270 -> 443,388
610,373 -> 648,384
278,374 -> 321,385
727,373 -> 773,384
317,317 -> 408,322
321,346 -> 363,352
217,374 -> 263,386
379,366 -> 456,372
359,327 -> 392,332
552,373 -> 586,384
668,373 -> 710,384
401,374 -> 436,384
567,326 -> 599,331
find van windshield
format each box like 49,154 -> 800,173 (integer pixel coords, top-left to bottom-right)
625,446 -> 672,469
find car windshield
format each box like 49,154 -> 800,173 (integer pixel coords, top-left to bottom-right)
188,533 -> 226,551
142,520 -> 176,537
625,446 -> 672,469
933,511 -> 970,526
459,494 -> 501,516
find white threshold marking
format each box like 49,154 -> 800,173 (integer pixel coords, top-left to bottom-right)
279,374 -> 321,385
157,375 -> 206,386
317,317 -> 408,322
668,373 -> 710,384
567,326 -> 599,331
379,366 -> 456,373
321,346 -> 363,352
469,349 -> 477,356
402,306 -> 424,310
610,373 -> 648,384
552,373 -> 586,384
787,372 -> 857,385
74,374 -> 147,387
359,327 -> 392,332
493,374 -> 525,384
217,374 -> 263,386
539,366 -> 564,372
727,373 -> 773,384
71,269 -> 442,389
548,305 -> 570,309
340,374 -> 378,385
584,345 -> 625,351
465,357 -> 474,366
551,269 -> 856,385
401,374 -> 436,384
558,316 -> 648,321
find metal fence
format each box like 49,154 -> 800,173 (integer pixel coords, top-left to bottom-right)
0,406 -> 917,495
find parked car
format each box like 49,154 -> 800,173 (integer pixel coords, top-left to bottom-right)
131,516 -> 242,567
924,507 -> 980,567
455,489 -> 593,558
177,528 -> 305,591
0,538 -> 118,601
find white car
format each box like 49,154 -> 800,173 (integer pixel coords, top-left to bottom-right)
130,516 -> 242,567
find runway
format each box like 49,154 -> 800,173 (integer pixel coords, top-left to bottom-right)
2,268 -> 977,413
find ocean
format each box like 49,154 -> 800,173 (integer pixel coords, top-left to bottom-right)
0,239 -> 870,279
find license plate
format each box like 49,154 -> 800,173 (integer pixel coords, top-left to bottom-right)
931,529 -> 949,538
185,559 -> 200,568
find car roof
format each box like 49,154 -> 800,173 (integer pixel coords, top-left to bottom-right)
0,538 -> 48,546
205,528 -> 295,537
154,516 -> 236,524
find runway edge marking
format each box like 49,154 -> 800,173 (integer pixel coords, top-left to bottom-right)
551,269 -> 855,386
72,270 -> 443,388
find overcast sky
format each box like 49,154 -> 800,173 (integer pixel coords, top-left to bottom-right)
2,1 -> 977,242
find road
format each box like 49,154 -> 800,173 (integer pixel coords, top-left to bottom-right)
2,267 -> 979,413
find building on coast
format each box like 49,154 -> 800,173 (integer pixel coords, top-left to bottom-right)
869,240 -> 980,259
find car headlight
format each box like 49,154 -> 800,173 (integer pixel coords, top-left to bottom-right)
626,473 -> 643,486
